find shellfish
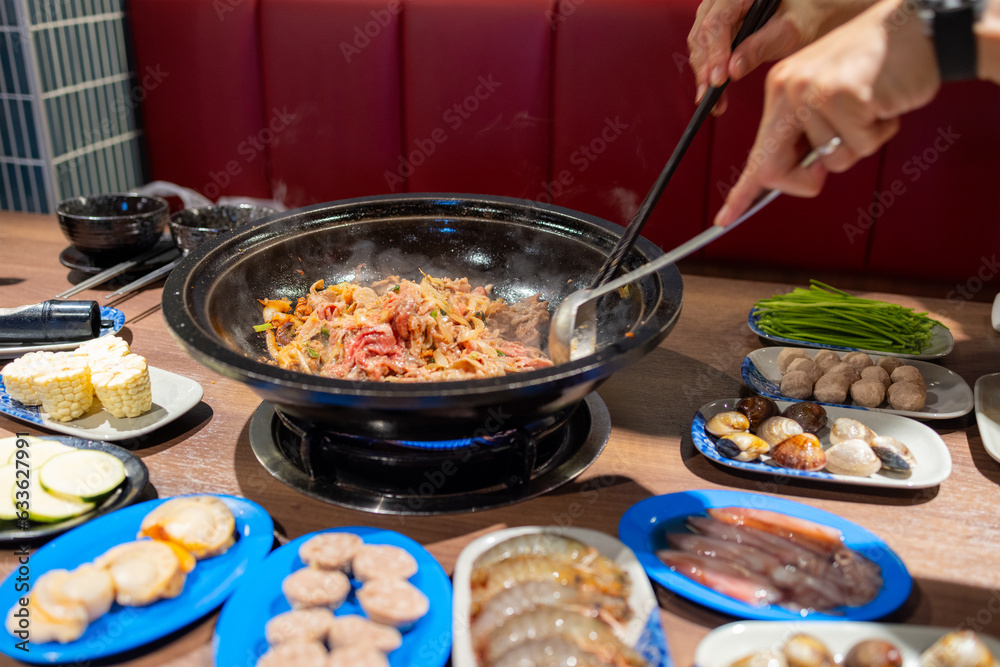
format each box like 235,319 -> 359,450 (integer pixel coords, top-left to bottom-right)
870,435 -> 917,474
829,418 -> 877,446
770,433 -> 827,471
757,417 -> 804,447
736,396 -> 780,432
705,411 -> 751,437
920,630 -> 999,667
783,633 -> 835,667
824,438 -> 882,477
716,432 -> 771,462
844,639 -> 904,667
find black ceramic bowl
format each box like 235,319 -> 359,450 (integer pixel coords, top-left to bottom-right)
169,204 -> 278,253
162,194 -> 684,440
56,194 -> 169,260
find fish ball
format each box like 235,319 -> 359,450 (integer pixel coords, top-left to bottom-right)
887,381 -> 926,411
860,365 -> 891,389
777,348 -> 811,373
814,373 -> 850,404
850,379 -> 886,408
780,370 -> 814,400
890,365 -> 925,387
825,362 -> 861,385
787,358 -> 822,385
812,349 -> 841,373
842,351 -> 874,369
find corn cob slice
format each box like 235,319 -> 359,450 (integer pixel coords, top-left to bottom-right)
90,353 -> 152,418
1,351 -> 56,405
34,354 -> 94,422
73,335 -> 131,374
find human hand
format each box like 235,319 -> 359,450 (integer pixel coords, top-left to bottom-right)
688,0 -> 876,115
714,0 -> 941,227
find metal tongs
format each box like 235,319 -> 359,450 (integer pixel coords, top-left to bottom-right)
548,137 -> 842,364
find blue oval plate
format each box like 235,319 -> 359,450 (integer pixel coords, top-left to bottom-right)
0,307 -> 126,360
0,494 -> 273,664
618,490 -> 912,621
214,526 -> 453,667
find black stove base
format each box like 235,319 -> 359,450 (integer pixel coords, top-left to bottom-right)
247,393 -> 611,515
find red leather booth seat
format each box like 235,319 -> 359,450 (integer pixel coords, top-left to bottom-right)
128,0 -> 1000,283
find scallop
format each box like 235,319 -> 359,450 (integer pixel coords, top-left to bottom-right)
844,639 -> 903,667
705,411 -> 751,437
920,630 -> 999,667
94,539 -> 191,606
783,633 -> 835,667
829,417 -> 877,445
757,416 -> 804,447
824,438 -> 882,476
137,495 -> 236,560
870,435 -> 917,474
716,432 -> 771,462
770,433 -> 827,471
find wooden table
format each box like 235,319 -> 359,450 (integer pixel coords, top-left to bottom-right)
1,211 -> 999,667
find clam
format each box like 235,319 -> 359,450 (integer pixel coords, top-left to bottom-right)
782,402 -> 828,433
757,416 -> 804,447
705,411 -> 750,437
920,630 -> 999,667
783,633 -> 835,667
716,432 -> 771,462
771,433 -> 827,471
829,417 -> 877,445
871,435 -> 917,474
844,639 -> 903,667
736,396 -> 780,432
824,438 -> 882,476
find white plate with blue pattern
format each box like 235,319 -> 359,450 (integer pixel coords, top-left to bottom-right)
0,307 -> 125,359
0,366 -> 203,441
452,526 -> 670,667
742,347 -> 973,420
693,398 -> 952,488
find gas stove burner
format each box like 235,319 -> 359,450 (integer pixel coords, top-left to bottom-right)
248,393 -> 611,515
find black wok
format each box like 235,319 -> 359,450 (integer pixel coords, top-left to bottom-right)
162,194 -> 683,440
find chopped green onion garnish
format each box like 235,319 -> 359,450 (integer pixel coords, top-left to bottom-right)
253,323 -> 272,332
392,285 -> 400,293
496,350 -> 506,357
430,310 -> 438,318
305,347 -> 319,358
321,325 -> 330,337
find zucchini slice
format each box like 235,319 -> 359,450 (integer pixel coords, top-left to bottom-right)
40,450 -> 126,503
6,439 -> 73,468
0,464 -> 16,521
25,473 -> 94,523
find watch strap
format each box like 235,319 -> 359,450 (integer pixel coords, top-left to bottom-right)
931,4 -> 980,81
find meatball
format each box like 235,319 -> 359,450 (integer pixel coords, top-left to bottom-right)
825,362 -> 861,385
787,357 -> 822,384
780,370 -> 814,399
814,373 -> 851,404
890,365 -> 925,387
876,356 -> 906,374
850,379 -> 887,408
777,348 -> 811,373
812,349 -> 841,373
860,365 -> 891,389
887,381 -> 927,411
842,351 -> 874,369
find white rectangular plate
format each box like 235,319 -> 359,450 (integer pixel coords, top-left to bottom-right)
695,620 -> 1000,667
693,398 -> 952,488
0,366 -> 203,441
452,526 -> 670,667
742,346 -> 974,420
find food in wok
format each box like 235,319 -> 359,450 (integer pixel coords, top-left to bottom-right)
258,274 -> 554,382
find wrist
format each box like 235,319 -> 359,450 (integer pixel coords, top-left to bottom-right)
976,0 -> 1000,82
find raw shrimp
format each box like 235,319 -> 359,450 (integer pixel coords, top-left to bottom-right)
470,580 -> 631,648
706,507 -> 844,555
491,637 -> 619,667
657,550 -> 783,607
470,555 -> 630,616
481,607 -> 646,667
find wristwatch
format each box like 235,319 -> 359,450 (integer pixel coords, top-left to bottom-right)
916,0 -> 986,80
